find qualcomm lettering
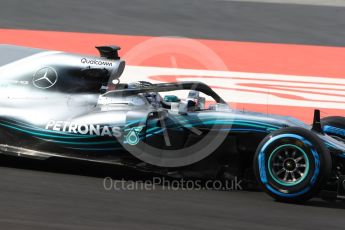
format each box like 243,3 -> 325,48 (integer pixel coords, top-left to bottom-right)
81,58 -> 113,66
45,120 -> 121,137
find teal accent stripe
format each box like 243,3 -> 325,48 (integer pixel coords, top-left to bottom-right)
175,116 -> 281,129
36,137 -> 117,146
166,121 -> 278,131
68,147 -> 122,151
0,123 -> 94,139
1,120 -> 97,138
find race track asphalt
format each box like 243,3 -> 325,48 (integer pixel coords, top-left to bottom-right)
1,156 -> 345,230
0,0 -> 344,229
1,0 -> 345,46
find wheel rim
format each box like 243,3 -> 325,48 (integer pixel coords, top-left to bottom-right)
268,144 -> 310,186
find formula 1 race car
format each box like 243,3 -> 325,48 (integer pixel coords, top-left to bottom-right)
0,44 -> 345,202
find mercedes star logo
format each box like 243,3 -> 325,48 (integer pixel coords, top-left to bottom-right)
33,67 -> 58,89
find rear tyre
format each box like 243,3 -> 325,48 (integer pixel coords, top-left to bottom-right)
321,116 -> 345,140
253,127 -> 332,203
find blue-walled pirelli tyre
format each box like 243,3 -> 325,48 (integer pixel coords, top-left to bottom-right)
253,127 -> 332,202
321,116 -> 345,140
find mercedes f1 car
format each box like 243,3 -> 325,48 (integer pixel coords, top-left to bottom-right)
0,44 -> 345,202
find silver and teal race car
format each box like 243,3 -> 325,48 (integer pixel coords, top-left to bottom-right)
0,44 -> 344,202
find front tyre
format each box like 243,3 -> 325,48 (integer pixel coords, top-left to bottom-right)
253,127 -> 332,202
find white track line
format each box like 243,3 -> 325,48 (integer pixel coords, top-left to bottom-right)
122,65 -> 345,110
